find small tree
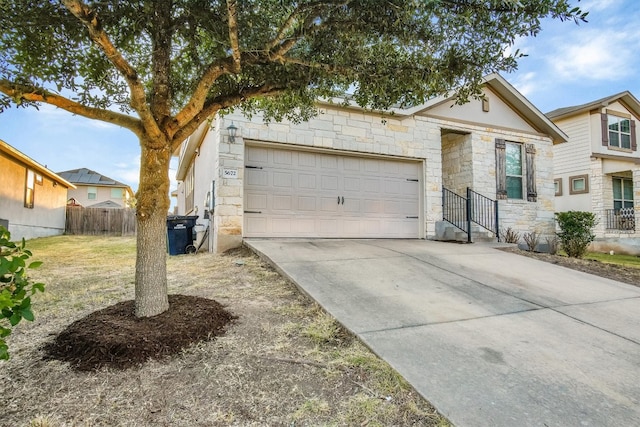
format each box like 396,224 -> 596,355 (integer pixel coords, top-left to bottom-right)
0,227 -> 45,360
555,211 -> 597,258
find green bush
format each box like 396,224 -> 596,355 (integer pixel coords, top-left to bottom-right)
0,226 -> 45,360
555,211 -> 597,258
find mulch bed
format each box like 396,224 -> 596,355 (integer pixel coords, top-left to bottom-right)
43,294 -> 237,371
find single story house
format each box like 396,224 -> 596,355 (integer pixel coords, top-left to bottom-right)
174,74 -> 567,253
0,139 -> 75,240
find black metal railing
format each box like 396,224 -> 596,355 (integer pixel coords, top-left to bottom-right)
605,208 -> 636,232
442,187 -> 499,243
468,188 -> 499,239
443,187 -> 471,242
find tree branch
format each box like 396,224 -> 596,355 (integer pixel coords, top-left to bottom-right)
149,0 -> 173,125
171,59 -> 232,135
62,0 -> 162,140
171,85 -> 286,150
227,0 -> 241,73
0,80 -> 143,135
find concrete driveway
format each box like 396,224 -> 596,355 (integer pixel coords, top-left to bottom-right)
245,239 -> 640,427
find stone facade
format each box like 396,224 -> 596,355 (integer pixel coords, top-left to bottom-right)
175,75 -> 564,252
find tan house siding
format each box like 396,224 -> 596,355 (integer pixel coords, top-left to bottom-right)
550,92 -> 640,254
0,145 -> 71,240
553,114 -> 594,212
66,185 -> 130,207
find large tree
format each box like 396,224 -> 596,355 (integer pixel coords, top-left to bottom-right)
0,0 -> 586,317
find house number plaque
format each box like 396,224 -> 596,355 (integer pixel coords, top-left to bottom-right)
222,168 -> 238,179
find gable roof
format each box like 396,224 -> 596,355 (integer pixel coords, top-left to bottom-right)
58,168 -> 128,188
546,91 -> 640,120
87,200 -> 123,209
0,139 -> 75,188
321,73 -> 568,144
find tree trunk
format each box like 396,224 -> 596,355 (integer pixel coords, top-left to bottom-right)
134,136 -> 172,317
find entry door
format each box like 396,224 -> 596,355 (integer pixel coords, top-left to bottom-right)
244,145 -> 420,238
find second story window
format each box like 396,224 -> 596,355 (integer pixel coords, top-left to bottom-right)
87,186 -> 97,200
608,115 -> 632,149
111,188 -> 123,199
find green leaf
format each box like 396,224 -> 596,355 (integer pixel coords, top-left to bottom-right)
21,307 -> 34,322
0,341 -> 9,360
9,312 -> 21,326
19,296 -> 31,309
28,261 -> 43,269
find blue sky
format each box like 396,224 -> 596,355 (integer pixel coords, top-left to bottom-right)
0,0 -> 638,194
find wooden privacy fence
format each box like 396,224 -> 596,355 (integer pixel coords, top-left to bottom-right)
65,206 -> 136,236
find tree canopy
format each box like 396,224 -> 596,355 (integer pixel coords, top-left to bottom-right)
1,0 -> 587,142
0,0 -> 587,317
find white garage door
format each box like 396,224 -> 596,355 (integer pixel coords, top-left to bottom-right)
244,145 -> 421,238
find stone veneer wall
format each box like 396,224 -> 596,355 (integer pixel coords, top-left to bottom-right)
441,132 -> 473,195
430,117 -> 556,240
210,105 -> 557,250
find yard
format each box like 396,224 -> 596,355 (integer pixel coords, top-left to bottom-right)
1,236 -> 449,427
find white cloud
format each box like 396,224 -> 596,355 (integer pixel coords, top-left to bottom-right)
549,27 -> 640,81
580,0 -> 620,13
511,72 -> 538,99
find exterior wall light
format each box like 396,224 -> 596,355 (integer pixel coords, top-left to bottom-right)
227,122 -> 238,143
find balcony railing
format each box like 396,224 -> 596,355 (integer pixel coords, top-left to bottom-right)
604,208 -> 636,232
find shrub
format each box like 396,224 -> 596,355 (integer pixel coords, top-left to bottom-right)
0,226 -> 45,360
500,227 -> 520,244
545,236 -> 559,255
555,211 -> 597,258
522,231 -> 540,252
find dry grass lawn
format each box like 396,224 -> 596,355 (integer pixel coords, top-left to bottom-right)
1,235 -> 450,427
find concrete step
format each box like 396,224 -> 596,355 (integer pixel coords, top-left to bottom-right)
435,221 -> 497,243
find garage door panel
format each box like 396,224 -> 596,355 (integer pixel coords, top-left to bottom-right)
383,219 -> 418,235
246,193 -> 267,210
273,195 -> 292,210
246,169 -> 268,186
244,146 -> 420,238
273,172 -> 293,188
298,173 -> 317,189
272,218 -> 293,233
273,150 -> 292,165
318,219 -> 340,234
298,152 -> 317,168
297,196 -> 316,211
246,147 -> 269,163
343,157 -> 360,171
321,175 -> 338,191
245,216 -> 267,234
363,199 -> 383,213
343,176 -> 360,191
343,199 -> 360,213
294,218 -> 317,233
320,197 -> 339,212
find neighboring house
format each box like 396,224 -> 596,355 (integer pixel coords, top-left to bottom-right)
0,139 -> 75,240
57,168 -> 134,208
548,92 -> 640,254
174,74 -> 567,253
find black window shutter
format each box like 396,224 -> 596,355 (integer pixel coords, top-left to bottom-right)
525,144 -> 537,202
601,113 -> 609,146
631,120 -> 637,151
495,139 -> 507,200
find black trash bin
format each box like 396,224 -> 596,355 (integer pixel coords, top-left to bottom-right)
166,215 -> 198,255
